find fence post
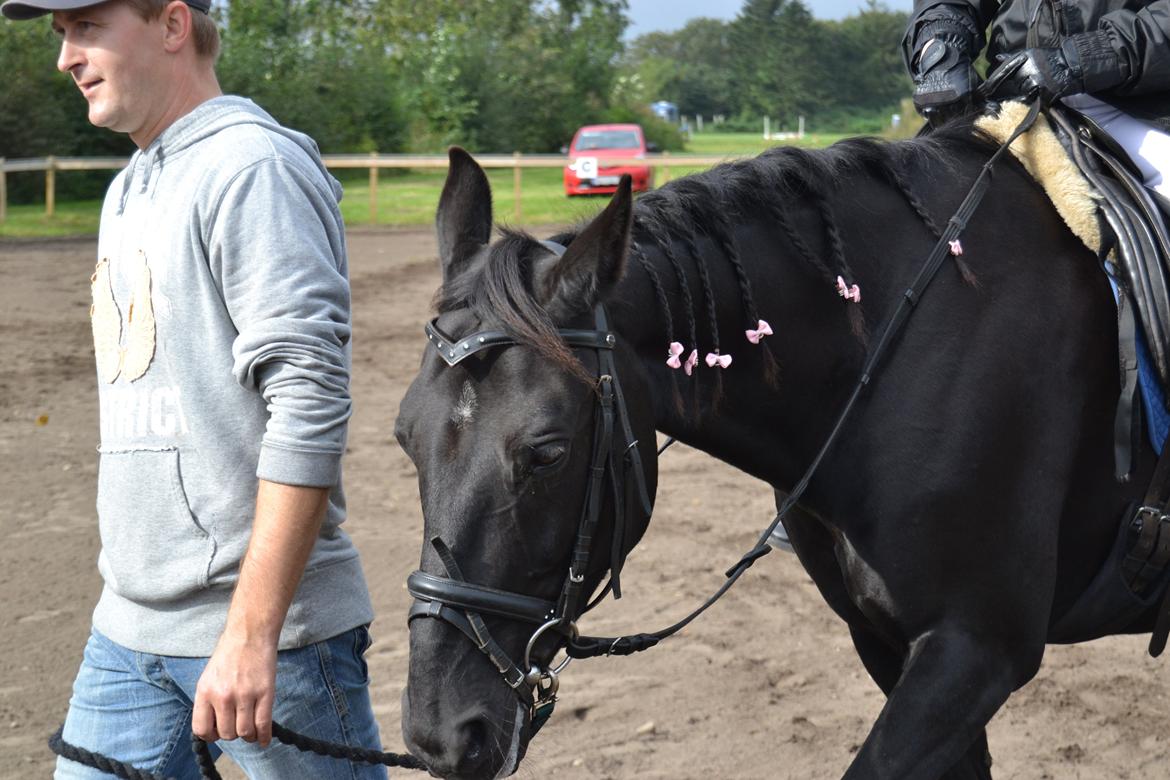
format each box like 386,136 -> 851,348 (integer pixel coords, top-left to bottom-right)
46,155 -> 56,218
660,151 -> 671,185
368,151 -> 378,225
0,158 -> 6,225
513,151 -> 522,223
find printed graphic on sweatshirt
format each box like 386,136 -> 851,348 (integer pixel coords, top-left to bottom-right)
90,251 -> 156,384
99,384 -> 191,439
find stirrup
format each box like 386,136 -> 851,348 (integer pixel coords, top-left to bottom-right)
767,522 -> 794,553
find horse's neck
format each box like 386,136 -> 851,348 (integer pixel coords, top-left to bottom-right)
611,212 -> 870,489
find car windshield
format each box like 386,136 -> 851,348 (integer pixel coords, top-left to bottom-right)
575,130 -> 641,151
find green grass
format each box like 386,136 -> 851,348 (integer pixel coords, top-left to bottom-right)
0,132 -> 852,238
339,167 -> 606,229
0,199 -> 104,238
683,131 -> 851,156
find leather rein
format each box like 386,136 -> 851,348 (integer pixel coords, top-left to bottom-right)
405,102 -> 1042,735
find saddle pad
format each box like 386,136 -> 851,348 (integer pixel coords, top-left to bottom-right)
1127,287 -> 1169,454
976,101 -> 1104,255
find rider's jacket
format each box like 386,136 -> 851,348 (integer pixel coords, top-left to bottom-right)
905,0 -> 1170,129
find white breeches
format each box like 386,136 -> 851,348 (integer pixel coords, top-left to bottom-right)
1062,93 -> 1170,198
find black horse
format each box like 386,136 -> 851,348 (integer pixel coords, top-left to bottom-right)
393,127 -> 1160,779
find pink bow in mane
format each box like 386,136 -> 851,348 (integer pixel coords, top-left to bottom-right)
666,341 -> 684,369
745,319 -> 773,344
836,275 -> 861,304
684,349 -> 699,376
949,239 -> 963,256
705,351 -> 732,369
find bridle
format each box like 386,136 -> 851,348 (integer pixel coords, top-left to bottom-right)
407,242 -> 653,734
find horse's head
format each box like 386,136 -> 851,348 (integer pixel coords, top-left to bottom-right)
397,148 -> 659,779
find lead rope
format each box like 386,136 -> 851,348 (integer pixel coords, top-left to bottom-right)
50,721 -> 425,780
569,98 -> 1043,660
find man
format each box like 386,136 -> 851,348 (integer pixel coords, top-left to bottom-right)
1,1 -> 386,777
902,0 -> 1170,198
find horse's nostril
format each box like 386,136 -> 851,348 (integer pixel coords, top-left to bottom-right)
460,717 -> 488,766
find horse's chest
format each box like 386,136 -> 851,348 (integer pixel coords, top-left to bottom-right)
835,535 -> 903,641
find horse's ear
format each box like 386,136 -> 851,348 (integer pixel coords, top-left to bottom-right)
436,147 -> 493,282
537,175 -> 633,320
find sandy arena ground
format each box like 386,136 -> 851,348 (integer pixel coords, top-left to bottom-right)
2,227 -> 1170,779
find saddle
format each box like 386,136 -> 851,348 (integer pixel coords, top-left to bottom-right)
977,101 -> 1170,655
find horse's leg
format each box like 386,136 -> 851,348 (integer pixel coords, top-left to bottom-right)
841,627 -> 1039,780
782,506 -> 984,778
848,626 -> 994,780
782,494 -> 998,780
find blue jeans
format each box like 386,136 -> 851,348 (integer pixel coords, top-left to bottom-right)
55,626 -> 387,779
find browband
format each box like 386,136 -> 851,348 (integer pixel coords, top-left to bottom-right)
425,320 -> 617,367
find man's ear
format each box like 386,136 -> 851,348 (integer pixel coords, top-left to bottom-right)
161,0 -> 193,54
436,147 -> 493,283
535,175 -> 632,320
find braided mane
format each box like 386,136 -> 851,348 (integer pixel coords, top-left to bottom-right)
435,128 -> 988,394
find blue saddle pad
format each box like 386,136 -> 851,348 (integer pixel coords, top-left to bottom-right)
1108,271 -> 1169,454
1136,325 -> 1170,454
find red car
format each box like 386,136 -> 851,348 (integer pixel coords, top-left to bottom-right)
563,123 -> 655,196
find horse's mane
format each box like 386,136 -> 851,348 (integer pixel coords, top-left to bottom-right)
436,126 -> 990,387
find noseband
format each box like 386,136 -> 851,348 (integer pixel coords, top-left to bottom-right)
407,244 -> 652,733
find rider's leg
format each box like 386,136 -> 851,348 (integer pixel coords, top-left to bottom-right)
1062,94 -> 1170,198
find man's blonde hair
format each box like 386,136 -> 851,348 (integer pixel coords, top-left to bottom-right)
124,0 -> 220,60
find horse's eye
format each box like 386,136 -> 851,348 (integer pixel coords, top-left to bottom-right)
530,442 -> 567,471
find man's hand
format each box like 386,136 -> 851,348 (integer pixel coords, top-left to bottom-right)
190,480 -> 330,747
193,630 -> 277,746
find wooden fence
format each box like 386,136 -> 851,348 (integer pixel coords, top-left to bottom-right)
0,152 -> 735,225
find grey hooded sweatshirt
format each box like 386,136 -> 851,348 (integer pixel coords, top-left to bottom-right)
89,96 -> 373,656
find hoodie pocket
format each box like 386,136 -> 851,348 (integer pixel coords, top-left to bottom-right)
96,448 -> 214,603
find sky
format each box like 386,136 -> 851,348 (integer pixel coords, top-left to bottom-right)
624,0 -> 914,37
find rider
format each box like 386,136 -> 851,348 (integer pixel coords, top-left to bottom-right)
902,0 -> 1170,200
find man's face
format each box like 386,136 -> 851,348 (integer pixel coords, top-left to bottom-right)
53,2 -> 168,141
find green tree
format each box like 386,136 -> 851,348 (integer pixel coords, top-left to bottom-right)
729,0 -> 830,128
823,1 -> 911,117
624,18 -> 734,117
216,0 -> 405,153
367,0 -> 629,152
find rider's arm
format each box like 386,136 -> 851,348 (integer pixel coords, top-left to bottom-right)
901,0 -> 997,122
901,0 -> 996,74
1087,1 -> 1170,95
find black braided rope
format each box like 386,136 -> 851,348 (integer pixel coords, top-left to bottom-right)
270,722 -> 425,770
50,726 -> 174,780
191,735 -> 222,780
50,720 -> 425,779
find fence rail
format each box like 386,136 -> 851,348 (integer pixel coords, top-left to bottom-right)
0,152 -> 739,225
